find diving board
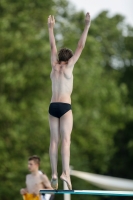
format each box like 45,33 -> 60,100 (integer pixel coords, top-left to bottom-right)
40,190 -> 133,196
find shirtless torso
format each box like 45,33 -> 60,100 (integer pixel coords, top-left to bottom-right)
26,172 -> 50,193
50,62 -> 73,104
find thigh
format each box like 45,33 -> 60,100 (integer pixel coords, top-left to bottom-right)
60,110 -> 73,139
49,115 -> 60,142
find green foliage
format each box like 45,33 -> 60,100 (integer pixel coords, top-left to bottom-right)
0,0 -> 133,200
0,0 -> 54,199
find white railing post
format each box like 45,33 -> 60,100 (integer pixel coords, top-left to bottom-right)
63,181 -> 71,200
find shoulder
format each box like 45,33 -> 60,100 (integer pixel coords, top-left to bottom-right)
65,61 -> 75,73
52,62 -> 59,69
40,174 -> 49,181
26,174 -> 31,179
64,64 -> 74,78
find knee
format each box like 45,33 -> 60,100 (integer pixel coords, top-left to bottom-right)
62,137 -> 71,147
50,139 -> 59,149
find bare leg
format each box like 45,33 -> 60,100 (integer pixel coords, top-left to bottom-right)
60,110 -> 73,189
49,114 -> 60,180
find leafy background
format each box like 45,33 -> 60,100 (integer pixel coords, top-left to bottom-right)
0,0 -> 133,199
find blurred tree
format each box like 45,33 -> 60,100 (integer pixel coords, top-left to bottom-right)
108,27 -> 133,183
0,0 -> 55,199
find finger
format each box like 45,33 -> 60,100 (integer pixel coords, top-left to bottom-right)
48,15 -> 51,21
52,16 -> 54,23
53,16 -> 55,23
48,17 -> 50,23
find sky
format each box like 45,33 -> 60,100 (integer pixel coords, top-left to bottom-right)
69,0 -> 133,26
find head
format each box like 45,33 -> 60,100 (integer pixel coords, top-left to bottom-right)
28,155 -> 40,172
58,48 -> 73,63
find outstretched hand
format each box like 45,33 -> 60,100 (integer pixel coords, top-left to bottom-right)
85,12 -> 91,27
48,15 -> 55,28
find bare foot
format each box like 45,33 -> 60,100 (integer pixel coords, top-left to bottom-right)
51,176 -> 58,190
60,173 -> 72,190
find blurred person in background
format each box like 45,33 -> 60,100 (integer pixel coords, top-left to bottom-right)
20,155 -> 54,200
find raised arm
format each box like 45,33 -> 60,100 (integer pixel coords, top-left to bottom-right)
48,15 -> 58,67
68,12 -> 91,67
42,174 -> 53,189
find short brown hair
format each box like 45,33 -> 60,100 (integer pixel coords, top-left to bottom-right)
28,155 -> 40,166
58,48 -> 73,62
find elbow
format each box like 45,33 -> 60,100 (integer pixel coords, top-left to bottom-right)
50,42 -> 53,48
50,43 -> 56,50
50,44 -> 55,50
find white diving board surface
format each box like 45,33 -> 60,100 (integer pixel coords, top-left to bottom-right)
40,190 -> 133,196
